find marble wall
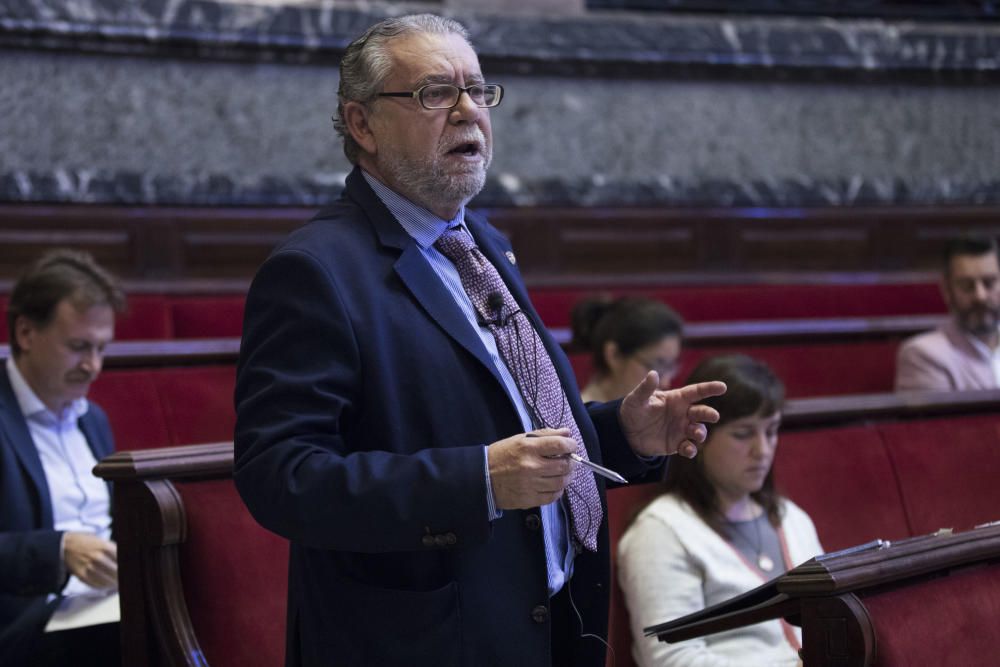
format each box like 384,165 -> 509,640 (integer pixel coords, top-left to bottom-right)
2,0 -> 1000,207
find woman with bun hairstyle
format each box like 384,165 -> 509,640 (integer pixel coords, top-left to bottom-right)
570,296 -> 684,403
617,354 -> 823,667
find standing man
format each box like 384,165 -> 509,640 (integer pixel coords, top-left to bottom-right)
896,236 -> 1000,391
234,14 -> 725,667
0,249 -> 124,665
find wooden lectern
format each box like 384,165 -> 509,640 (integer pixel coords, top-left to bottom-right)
646,523 -> 1000,666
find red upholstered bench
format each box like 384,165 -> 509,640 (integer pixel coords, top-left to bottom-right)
878,414 -> 1000,535
529,282 -> 944,328
571,339 -> 902,399
857,562 -> 1000,666
170,297 -> 246,338
89,365 -> 236,450
174,477 -> 288,667
0,294 -> 174,342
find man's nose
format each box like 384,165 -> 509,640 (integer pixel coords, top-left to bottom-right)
80,349 -> 103,375
449,90 -> 482,123
973,280 -> 990,301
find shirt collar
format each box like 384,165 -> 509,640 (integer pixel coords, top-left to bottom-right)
963,327 -> 1000,359
362,169 -> 466,248
5,356 -> 89,422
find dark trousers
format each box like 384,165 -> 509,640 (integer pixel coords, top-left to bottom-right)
36,622 -> 120,667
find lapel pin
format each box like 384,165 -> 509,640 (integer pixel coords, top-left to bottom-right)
505,251 -> 516,265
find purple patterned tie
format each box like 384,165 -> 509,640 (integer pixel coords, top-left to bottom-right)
435,227 -> 602,552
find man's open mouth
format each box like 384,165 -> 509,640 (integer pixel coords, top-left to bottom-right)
448,142 -> 480,157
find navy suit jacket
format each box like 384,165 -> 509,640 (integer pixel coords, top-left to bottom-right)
0,364 -> 115,651
234,168 -> 660,667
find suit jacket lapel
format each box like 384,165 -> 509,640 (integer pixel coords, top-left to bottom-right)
0,366 -> 54,524
343,169 -> 511,391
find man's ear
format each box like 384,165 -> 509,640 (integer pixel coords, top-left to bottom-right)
14,315 -> 36,354
342,101 -> 379,156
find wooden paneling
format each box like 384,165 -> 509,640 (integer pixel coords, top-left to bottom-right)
1,204 -> 998,290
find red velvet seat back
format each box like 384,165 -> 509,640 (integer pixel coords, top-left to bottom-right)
859,563 -> 1000,666
879,415 -> 1000,534
171,297 -> 246,338
605,483 -> 664,667
154,366 -> 237,445
115,295 -> 173,339
528,283 -> 944,327
0,294 -> 173,341
775,426 -> 911,551
90,366 -> 236,450
174,478 -> 289,667
681,341 -> 898,397
88,370 -> 173,450
572,340 -> 898,398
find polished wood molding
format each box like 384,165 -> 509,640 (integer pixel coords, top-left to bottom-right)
782,389 -> 1000,429
782,524 -> 1000,595
0,311 -> 938,369
1,203 -> 997,288
96,442 -> 234,481
551,313 -> 946,347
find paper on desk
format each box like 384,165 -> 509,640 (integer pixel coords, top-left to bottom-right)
44,591 -> 120,633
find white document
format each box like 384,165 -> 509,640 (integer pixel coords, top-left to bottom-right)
44,591 -> 121,633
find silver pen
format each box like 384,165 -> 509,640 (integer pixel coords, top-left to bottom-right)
567,452 -> 628,484
528,433 -> 628,484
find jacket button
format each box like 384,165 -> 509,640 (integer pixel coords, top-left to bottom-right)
531,604 -> 549,624
422,535 -> 435,547
444,532 -> 457,545
524,514 -> 541,531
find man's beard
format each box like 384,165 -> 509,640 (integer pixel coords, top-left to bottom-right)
957,304 -> 1000,336
377,129 -> 491,214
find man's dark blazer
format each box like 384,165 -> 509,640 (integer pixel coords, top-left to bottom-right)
0,364 -> 115,656
234,168 -> 661,667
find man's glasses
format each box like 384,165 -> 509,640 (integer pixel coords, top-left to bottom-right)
377,83 -> 504,110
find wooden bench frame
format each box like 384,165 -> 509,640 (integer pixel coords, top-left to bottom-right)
0,311 -> 947,368
98,443 -> 233,667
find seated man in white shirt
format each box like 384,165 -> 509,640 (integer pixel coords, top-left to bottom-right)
0,248 -> 125,666
896,236 -> 1000,391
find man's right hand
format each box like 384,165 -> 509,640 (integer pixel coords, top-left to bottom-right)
63,532 -> 118,590
487,428 -> 577,510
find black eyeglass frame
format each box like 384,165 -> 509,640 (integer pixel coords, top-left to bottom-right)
377,83 -> 505,110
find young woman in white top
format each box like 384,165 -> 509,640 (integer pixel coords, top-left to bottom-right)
570,295 -> 684,403
617,354 -> 824,667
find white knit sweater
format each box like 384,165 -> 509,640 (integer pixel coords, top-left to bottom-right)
617,494 -> 823,667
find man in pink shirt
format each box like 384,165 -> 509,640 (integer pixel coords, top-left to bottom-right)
896,236 -> 1000,391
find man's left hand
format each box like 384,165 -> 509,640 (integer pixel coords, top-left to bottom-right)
619,371 -> 727,459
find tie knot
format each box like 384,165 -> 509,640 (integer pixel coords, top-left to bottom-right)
434,227 -> 476,263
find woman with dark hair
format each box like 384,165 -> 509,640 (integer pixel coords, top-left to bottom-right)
617,355 -> 823,667
570,295 -> 684,402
